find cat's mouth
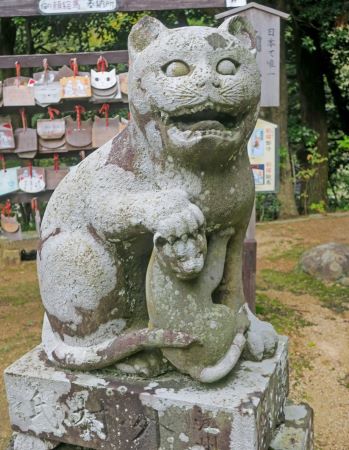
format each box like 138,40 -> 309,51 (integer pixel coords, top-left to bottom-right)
161,103 -> 246,135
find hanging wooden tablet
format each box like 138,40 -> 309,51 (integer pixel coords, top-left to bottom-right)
91,57 -> 121,103
37,108 -> 65,139
1,200 -> 20,234
14,109 -> 38,159
38,107 -> 67,153
92,104 -> 127,147
60,58 -> 91,99
34,59 -> 61,106
65,106 -> 92,149
45,154 -> 69,190
18,163 -> 45,193
92,83 -> 119,98
39,137 -> 67,151
0,158 -> 19,196
0,116 -> 15,152
3,62 -> 36,107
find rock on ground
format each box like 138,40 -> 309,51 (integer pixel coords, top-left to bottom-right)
300,242 -> 349,286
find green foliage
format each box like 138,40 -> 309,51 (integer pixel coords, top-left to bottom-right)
289,126 -> 319,150
256,193 -> 280,222
289,126 -> 327,214
328,133 -> 349,209
309,200 -> 326,214
322,25 -> 349,100
301,36 -> 316,53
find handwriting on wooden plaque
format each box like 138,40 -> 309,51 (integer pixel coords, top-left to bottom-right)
39,0 -> 118,15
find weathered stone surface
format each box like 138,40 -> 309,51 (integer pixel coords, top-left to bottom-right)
5,337 -> 288,450
269,402 -> 313,450
36,14 -> 278,380
300,242 -> 349,286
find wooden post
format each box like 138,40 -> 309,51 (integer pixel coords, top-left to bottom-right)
243,200 -> 257,312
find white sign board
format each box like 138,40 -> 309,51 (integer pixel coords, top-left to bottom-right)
39,0 -> 117,14
0,167 -> 20,196
248,119 -> 279,193
225,0 -> 247,7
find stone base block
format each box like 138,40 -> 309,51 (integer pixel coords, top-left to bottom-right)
270,402 -> 314,450
5,338 -> 289,450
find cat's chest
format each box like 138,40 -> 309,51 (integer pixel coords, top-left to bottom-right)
192,173 -> 254,229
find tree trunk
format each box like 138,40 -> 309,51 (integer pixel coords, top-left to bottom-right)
292,22 -> 328,207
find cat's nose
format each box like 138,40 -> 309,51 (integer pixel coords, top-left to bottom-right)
212,79 -> 221,88
196,78 -> 221,88
196,80 -> 206,88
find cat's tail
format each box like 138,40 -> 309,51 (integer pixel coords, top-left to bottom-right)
198,333 -> 246,383
42,314 -> 196,370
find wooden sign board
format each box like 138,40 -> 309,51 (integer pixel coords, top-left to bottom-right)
241,9 -> 280,107
39,0 -> 118,14
248,118 -> 279,193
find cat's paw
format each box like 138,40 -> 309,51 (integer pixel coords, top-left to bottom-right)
154,202 -> 205,243
155,229 -> 207,279
154,203 -> 206,279
243,306 -> 278,361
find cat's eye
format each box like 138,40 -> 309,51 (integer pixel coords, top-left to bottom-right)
163,60 -> 190,77
216,59 -> 239,75
107,77 -> 110,81
95,77 -> 99,81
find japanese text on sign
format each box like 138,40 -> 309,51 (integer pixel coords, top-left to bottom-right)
254,15 -> 280,107
248,119 -> 279,193
39,0 -> 117,14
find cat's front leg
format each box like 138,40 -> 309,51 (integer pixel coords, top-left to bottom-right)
89,188 -> 205,241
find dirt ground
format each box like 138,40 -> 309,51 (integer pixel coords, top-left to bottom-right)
257,212 -> 349,450
0,212 -> 348,449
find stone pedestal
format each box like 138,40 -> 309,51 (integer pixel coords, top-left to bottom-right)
4,337 -> 313,450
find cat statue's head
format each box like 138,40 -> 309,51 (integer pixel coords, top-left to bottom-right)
128,16 -> 261,166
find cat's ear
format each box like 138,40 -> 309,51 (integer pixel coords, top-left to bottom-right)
129,16 -> 167,58
219,16 -> 257,56
91,69 -> 97,76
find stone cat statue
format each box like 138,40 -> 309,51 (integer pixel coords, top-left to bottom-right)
38,15 -> 278,381
147,228 -> 248,382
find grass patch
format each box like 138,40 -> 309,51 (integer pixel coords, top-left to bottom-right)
266,245 -> 307,262
259,269 -> 349,313
0,265 -> 40,307
255,292 -> 312,334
